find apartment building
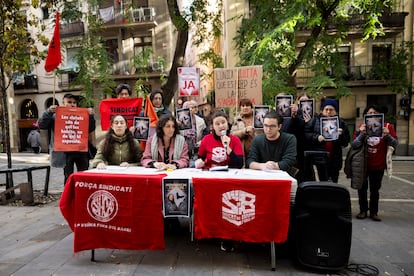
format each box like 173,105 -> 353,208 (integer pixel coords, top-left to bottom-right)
221,0 -> 414,155
8,0 -> 176,152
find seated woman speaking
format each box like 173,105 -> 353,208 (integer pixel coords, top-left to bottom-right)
91,114 -> 143,169
195,110 -> 244,170
141,115 -> 189,170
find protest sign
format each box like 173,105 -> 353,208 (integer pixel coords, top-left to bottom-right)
54,107 -> 89,152
99,98 -> 143,130
214,65 -> 262,108
178,67 -> 200,96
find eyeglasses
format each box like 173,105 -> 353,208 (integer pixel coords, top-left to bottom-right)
263,124 -> 277,130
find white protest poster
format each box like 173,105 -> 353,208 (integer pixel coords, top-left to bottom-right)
178,67 -> 200,96
214,65 -> 262,108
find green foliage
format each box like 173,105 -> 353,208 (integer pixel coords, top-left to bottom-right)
189,0 -> 223,91
71,32 -> 115,107
233,0 -> 404,103
371,41 -> 413,94
132,48 -> 166,98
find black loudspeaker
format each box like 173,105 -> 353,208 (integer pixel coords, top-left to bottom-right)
294,181 -> 352,271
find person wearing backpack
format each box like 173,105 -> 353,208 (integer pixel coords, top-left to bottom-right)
352,105 -> 398,221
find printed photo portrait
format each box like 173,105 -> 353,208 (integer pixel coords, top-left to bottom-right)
253,105 -> 270,129
162,179 -> 190,217
176,108 -> 192,130
133,117 -> 150,141
275,95 -> 293,117
364,113 -> 384,137
320,116 -> 339,141
299,98 -> 314,119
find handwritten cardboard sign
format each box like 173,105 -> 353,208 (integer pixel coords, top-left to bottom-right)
54,107 -> 89,152
214,65 -> 262,108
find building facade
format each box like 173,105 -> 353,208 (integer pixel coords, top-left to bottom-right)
220,0 -> 414,155
5,0 -> 176,152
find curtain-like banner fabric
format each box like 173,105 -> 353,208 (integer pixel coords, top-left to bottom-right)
60,172 -> 166,252
192,177 -> 292,243
99,98 -> 143,130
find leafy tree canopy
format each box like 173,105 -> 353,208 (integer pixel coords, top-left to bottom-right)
234,0 -> 403,104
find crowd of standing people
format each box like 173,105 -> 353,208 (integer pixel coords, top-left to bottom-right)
37,85 -> 397,244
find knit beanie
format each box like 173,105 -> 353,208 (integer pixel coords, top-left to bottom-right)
321,99 -> 339,113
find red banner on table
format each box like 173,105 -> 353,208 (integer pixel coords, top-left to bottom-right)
99,98 -> 143,130
60,172 -> 166,252
54,107 -> 89,152
192,178 -> 292,243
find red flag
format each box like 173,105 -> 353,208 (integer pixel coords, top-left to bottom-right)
45,12 -> 62,72
144,94 -> 158,127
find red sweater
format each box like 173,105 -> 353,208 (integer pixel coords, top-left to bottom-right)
355,123 -> 397,171
197,133 -> 243,169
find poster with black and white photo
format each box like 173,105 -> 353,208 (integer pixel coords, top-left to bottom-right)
275,95 -> 293,117
133,117 -> 150,141
364,113 -> 384,137
176,108 -> 192,130
299,98 -> 314,119
162,178 -> 190,217
320,116 -> 339,141
253,105 -> 270,129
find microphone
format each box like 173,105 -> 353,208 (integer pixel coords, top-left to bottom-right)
221,130 -> 228,149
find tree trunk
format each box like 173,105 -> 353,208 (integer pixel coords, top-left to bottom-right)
161,0 -> 189,106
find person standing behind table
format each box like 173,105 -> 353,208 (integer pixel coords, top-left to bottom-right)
353,105 -> 398,222
115,83 -> 132,98
38,93 -> 96,184
195,110 -> 244,170
141,115 -> 189,170
246,111 -> 297,173
27,122 -> 41,154
180,100 -> 207,164
293,94 -> 315,182
91,114 -> 143,169
305,99 -> 350,183
141,89 -> 172,118
139,89 -> 172,137
231,98 -> 260,161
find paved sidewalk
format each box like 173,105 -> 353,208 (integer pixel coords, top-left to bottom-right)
0,153 -> 413,275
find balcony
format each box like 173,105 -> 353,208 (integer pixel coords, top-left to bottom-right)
297,12 -> 407,40
296,65 -> 393,87
111,59 -> 164,80
98,6 -> 157,38
58,69 -> 79,89
13,74 -> 38,91
327,12 -> 407,31
60,22 -> 85,38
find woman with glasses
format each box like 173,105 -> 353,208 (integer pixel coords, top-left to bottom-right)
91,114 -> 143,169
148,89 -> 172,117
